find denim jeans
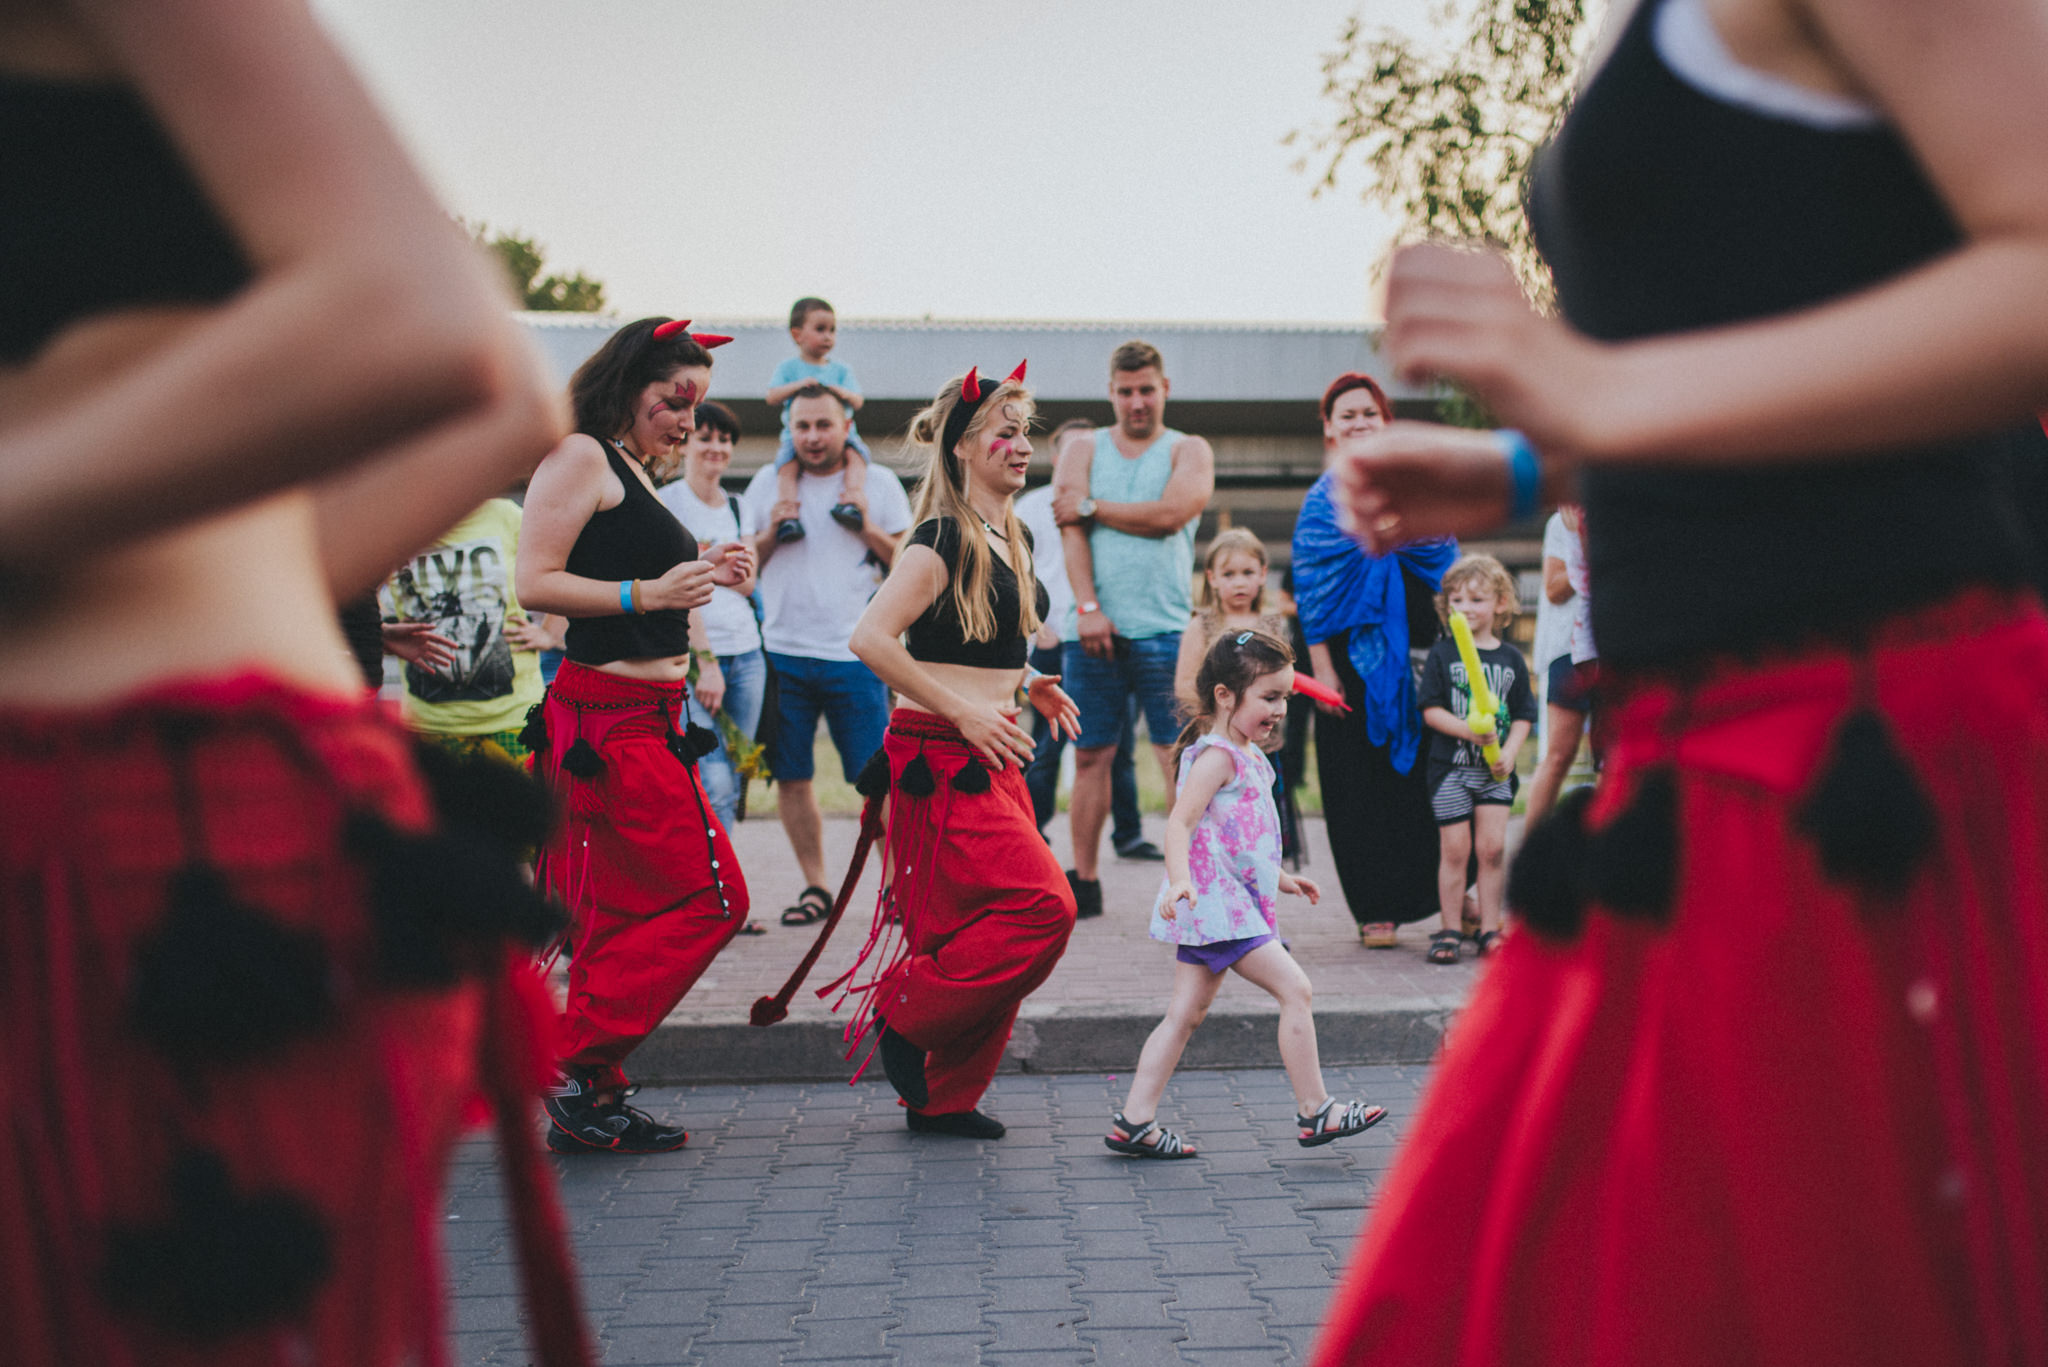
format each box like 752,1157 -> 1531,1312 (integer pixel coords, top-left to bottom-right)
685,648 -> 767,830
1061,632 -> 1183,751
1024,644 -> 1144,847
762,651 -> 890,783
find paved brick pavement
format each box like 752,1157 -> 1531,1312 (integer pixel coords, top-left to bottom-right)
445,1063 -> 1430,1365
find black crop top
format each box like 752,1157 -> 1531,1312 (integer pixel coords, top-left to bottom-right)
905,518 -> 1049,670
2,70 -> 252,363
563,442 -> 697,665
1526,0 -> 2027,669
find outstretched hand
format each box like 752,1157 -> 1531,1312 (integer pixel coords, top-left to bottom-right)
1026,673 -> 1081,743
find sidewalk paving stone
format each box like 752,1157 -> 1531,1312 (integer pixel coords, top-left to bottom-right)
448,1062 -> 1431,1365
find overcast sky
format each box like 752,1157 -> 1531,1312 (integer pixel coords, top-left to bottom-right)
314,0 -> 1441,324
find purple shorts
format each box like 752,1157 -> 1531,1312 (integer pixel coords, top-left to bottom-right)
1176,932 -> 1277,974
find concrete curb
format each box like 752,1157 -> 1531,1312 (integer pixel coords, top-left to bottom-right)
627,1007 -> 1450,1085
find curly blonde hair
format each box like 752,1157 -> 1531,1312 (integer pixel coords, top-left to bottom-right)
1436,553 -> 1520,627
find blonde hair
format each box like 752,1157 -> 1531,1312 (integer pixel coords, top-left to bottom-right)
905,374 -> 1043,644
1437,553 -> 1520,626
1195,528 -> 1272,612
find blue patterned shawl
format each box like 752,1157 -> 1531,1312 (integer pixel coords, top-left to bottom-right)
1291,470 -> 1457,774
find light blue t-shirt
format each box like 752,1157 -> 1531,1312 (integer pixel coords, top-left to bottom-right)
1066,427 -> 1198,641
771,355 -> 861,431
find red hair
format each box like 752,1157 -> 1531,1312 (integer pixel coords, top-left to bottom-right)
1321,371 -> 1391,423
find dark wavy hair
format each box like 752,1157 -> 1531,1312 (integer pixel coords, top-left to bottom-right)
569,317 -> 715,440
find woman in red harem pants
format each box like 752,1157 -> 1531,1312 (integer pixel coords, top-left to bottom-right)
0,3 -> 590,1363
840,363 -> 1081,1138
519,317 -> 756,1153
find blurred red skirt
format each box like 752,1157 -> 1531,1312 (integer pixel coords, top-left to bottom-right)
0,674 -> 583,1367
1315,592 -> 2048,1367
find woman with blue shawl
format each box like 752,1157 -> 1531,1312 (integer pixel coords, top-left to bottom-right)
1293,373 -> 1456,947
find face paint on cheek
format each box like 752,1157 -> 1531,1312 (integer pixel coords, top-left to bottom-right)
989,439 -> 1013,459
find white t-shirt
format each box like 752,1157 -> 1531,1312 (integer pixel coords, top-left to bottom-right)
1532,511 -> 1579,673
743,459 -> 913,661
656,479 -> 762,658
1561,523 -> 1598,664
1012,484 -> 1073,641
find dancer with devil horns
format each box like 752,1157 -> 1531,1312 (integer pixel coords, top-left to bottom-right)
0,3 -> 592,1363
754,363 -> 1081,1138
518,317 -> 756,1153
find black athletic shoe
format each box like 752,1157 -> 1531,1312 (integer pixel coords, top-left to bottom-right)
543,1075 -> 623,1153
602,1089 -> 688,1153
878,1026 -> 930,1109
1066,870 -> 1103,919
829,502 -> 866,531
775,518 -> 806,544
1115,839 -> 1166,861
906,1108 -> 1006,1139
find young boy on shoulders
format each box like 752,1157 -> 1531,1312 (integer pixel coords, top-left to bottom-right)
765,296 -> 870,543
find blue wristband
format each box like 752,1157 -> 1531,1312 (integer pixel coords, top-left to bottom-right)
619,579 -> 636,615
1496,429 -> 1542,521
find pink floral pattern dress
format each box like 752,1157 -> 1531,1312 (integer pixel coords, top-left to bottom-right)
1151,734 -> 1281,950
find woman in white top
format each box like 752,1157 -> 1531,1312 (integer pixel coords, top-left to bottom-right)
657,400 -> 766,837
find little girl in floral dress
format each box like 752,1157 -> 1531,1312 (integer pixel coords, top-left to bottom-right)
1106,630 -> 1386,1158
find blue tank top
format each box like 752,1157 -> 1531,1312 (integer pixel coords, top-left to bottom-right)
1071,427 -> 1198,640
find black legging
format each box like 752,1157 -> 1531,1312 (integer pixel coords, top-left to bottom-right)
1315,618 -> 1443,928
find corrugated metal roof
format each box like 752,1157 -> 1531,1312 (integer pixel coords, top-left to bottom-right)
517,313 -> 1413,404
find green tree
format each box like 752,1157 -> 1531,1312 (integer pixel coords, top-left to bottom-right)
1288,0 -> 1601,302
465,221 -> 607,312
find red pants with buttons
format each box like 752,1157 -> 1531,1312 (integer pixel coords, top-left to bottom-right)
869,710 -> 1076,1115
536,663 -> 749,1093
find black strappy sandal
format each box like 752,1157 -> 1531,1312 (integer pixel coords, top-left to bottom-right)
780,885 -> 831,927
1297,1097 -> 1387,1148
1476,929 -> 1506,957
1427,928 -> 1463,965
1104,1112 -> 1197,1159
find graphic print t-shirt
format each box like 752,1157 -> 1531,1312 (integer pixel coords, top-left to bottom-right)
380,498 -> 544,735
1416,635 -> 1538,785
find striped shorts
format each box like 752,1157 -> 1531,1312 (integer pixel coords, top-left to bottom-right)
1431,766 -> 1514,825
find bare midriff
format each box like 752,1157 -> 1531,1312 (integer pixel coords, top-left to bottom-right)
894,659 -> 1028,718
0,310 -> 361,707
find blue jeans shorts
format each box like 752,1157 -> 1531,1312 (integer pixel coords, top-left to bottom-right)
1062,632 -> 1184,751
764,651 -> 889,782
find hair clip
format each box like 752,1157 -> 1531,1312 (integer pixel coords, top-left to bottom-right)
1236,631 -> 1254,645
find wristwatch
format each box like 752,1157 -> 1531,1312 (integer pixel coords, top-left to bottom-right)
1076,497 -> 1097,520
1079,600 -> 1100,615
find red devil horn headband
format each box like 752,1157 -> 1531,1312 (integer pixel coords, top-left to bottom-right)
652,318 -> 733,349
940,359 -> 1030,462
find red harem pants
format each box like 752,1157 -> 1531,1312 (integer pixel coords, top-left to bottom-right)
534,662 -> 749,1093
860,710 -> 1076,1115
1313,591 -> 2048,1367
0,673 -> 571,1367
